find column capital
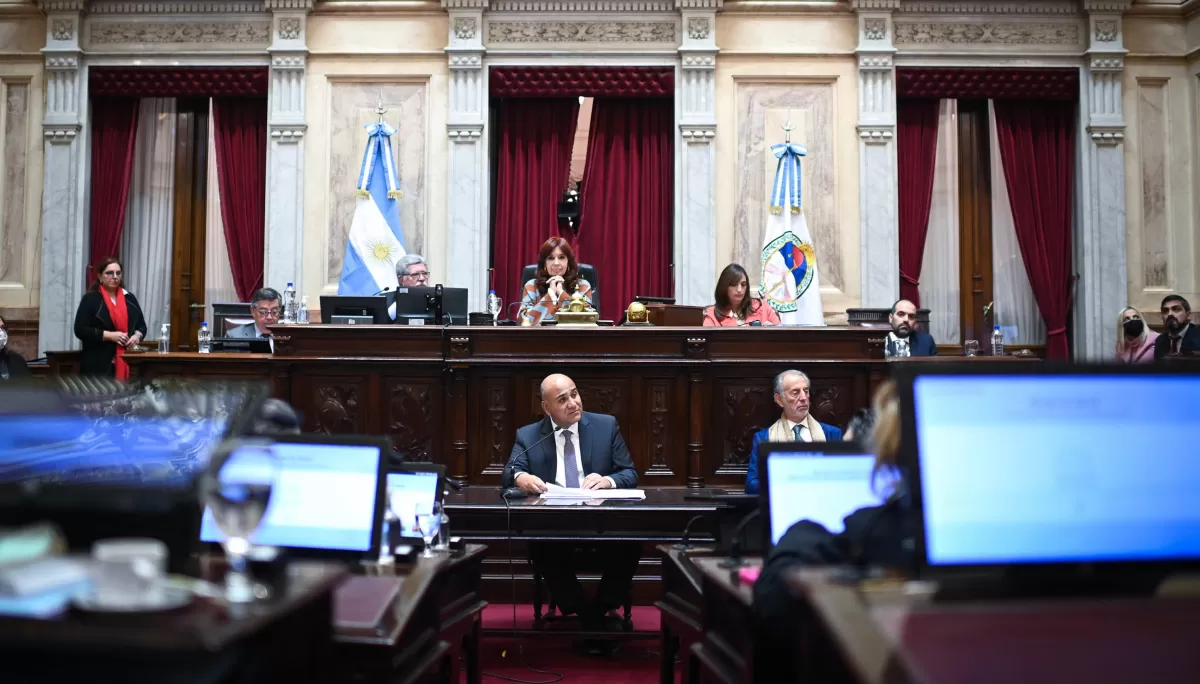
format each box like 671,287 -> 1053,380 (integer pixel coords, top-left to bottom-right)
447,49 -> 485,70
447,124 -> 484,141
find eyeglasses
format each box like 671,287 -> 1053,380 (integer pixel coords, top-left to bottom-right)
405,270 -> 430,281
254,308 -> 282,318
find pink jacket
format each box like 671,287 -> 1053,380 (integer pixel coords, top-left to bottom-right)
1117,331 -> 1160,364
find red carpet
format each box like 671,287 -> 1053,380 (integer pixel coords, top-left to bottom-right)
473,604 -> 677,684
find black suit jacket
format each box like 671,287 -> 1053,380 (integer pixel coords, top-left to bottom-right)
886,331 -> 938,357
0,350 -> 29,380
1154,323 -> 1200,360
73,290 -> 148,376
505,412 -> 638,489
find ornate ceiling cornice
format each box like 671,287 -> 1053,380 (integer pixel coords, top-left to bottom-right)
898,1 -> 1079,14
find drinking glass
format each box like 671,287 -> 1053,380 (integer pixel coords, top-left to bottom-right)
416,502 -> 441,558
963,340 -> 979,357
201,443 -> 277,602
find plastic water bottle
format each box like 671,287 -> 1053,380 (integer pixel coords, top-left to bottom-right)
435,494 -> 451,551
157,323 -> 171,354
298,295 -> 310,324
282,282 -> 297,324
486,290 -> 502,324
990,325 -> 1005,357
197,322 -> 212,354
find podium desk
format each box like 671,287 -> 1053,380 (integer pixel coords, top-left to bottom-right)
125,324 -> 889,488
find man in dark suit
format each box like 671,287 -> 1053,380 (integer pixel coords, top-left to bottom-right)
0,316 -> 30,381
885,299 -> 938,357
1154,294 -> 1200,360
227,288 -> 282,345
505,373 -> 640,634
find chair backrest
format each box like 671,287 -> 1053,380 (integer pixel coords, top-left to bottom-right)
520,264 -> 599,301
213,302 -> 253,336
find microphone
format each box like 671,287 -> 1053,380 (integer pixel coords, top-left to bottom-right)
445,477 -> 464,492
719,508 -> 760,569
674,514 -> 709,551
500,425 -> 565,499
372,286 -> 393,296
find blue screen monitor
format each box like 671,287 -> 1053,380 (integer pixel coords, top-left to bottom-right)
910,371 -> 1200,568
759,442 -> 885,547
386,469 -> 442,539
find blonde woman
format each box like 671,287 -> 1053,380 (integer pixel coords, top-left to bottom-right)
1115,306 -> 1159,364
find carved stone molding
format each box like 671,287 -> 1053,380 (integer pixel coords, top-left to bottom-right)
1082,1 -> 1132,12
454,17 -> 478,39
1090,55 -> 1123,70
858,126 -> 894,144
863,18 -> 886,40
51,19 -> 74,41
263,0 -> 313,9
676,0 -> 722,9
681,52 -> 715,68
680,125 -> 715,140
89,21 -> 272,45
448,52 -> 483,67
88,1 -> 267,13
850,0 -> 900,9
43,126 -> 80,143
1087,126 -> 1123,146
36,0 -> 86,11
489,0 -> 674,8
441,0 -> 489,8
45,55 -> 79,69
487,21 -> 676,43
894,21 -> 1081,45
269,125 -> 306,141
1093,19 -> 1118,42
686,16 -> 709,39
278,17 -> 301,39
897,0 -> 1077,14
859,54 -> 892,69
448,125 -> 483,140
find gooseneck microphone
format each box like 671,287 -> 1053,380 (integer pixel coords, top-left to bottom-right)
372,286 -> 394,296
500,425 -> 565,500
674,514 -> 709,551
719,508 -> 761,569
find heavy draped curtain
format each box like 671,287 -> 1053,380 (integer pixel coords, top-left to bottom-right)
920,100 -> 961,345
205,99 -> 240,321
576,97 -> 673,320
896,98 -> 941,306
212,97 -> 268,300
992,99 -> 1075,360
491,98 -> 579,309
89,97 -> 140,283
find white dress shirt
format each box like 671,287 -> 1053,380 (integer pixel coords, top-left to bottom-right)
887,332 -> 910,356
553,423 -> 617,489
785,418 -> 812,443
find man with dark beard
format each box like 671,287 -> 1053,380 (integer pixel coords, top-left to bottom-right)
885,299 -> 938,357
1154,295 -> 1200,360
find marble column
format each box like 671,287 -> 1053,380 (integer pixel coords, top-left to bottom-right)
264,0 -> 311,293
444,5 -> 488,311
1074,3 -> 1129,360
852,1 -> 899,308
676,8 -> 718,306
37,1 -> 88,354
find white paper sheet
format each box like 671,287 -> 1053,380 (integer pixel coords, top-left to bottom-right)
541,484 -> 647,500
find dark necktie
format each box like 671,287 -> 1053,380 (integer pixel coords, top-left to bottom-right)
562,429 -> 580,488
1172,336 -> 1182,355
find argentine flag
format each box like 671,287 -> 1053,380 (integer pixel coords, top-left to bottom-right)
338,122 -> 406,296
759,141 -> 825,325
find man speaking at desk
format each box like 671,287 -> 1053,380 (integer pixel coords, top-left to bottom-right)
506,373 -> 640,635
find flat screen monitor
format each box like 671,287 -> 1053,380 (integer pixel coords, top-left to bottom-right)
385,463 -> 444,539
906,368 -> 1200,569
394,286 -> 469,325
319,295 -> 393,325
758,442 -> 883,547
199,435 -> 388,558
211,338 -> 272,354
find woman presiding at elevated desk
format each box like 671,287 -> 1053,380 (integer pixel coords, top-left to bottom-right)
517,236 -> 595,326
73,257 -> 147,379
702,263 -> 781,327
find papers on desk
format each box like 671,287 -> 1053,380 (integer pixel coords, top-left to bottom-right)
541,484 -> 646,500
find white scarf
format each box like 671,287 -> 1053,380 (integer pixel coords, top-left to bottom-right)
767,413 -> 826,443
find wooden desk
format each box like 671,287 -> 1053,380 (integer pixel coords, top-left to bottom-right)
125,325 -> 889,488
786,571 -> 1200,684
335,545 -> 487,684
448,487 -> 726,606
0,562 -> 343,684
690,556 -> 761,684
656,544 -> 717,684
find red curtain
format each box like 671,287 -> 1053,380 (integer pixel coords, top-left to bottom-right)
212,97 -> 268,300
88,97 -> 140,284
491,98 -> 579,308
576,98 -> 673,319
993,100 -> 1075,360
897,99 -> 942,306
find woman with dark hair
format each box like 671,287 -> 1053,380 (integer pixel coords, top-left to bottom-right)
702,263 -> 781,326
73,257 -> 148,379
516,236 -> 595,326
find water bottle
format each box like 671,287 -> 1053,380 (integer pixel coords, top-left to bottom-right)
157,323 -> 171,354
298,295 -> 310,324
197,322 -> 212,353
486,290 -> 502,324
435,493 -> 451,551
282,282 -> 297,324
990,325 -> 1005,356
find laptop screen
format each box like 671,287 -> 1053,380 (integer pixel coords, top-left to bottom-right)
200,441 -> 383,552
913,374 -> 1200,566
765,449 -> 881,544
386,471 -> 440,539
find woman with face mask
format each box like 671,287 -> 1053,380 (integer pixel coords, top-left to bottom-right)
1115,306 -> 1159,364
0,316 -> 30,381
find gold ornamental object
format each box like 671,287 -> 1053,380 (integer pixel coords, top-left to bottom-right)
624,301 -> 651,326
555,289 -> 599,326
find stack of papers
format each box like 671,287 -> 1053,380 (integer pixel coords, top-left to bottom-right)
541,484 -> 646,500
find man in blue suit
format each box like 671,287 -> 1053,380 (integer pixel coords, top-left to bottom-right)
505,373 -> 640,635
746,370 -> 843,494
885,299 -> 938,357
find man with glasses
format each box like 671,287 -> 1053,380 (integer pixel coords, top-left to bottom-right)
396,255 -> 430,287
228,288 -> 283,345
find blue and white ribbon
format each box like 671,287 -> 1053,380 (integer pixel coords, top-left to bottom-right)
356,122 -> 403,200
769,142 -> 807,215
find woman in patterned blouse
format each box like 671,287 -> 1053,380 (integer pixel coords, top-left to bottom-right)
517,236 -> 595,326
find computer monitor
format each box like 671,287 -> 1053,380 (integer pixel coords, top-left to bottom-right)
758,442 -> 884,547
393,286 -> 469,325
319,295 -> 393,325
385,463 -> 445,540
211,337 -> 272,354
900,364 -> 1200,572
199,435 -> 389,559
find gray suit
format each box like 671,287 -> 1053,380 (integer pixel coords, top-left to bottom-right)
226,323 -> 267,339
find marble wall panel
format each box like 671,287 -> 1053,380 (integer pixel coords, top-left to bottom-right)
0,81 -> 27,284
1136,79 -> 1168,289
733,81 -> 841,294
324,81 -> 426,287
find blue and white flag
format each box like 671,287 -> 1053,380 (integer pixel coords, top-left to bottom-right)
338,122 -> 406,296
759,141 -> 825,325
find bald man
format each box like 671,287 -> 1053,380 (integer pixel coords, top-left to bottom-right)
504,373 -> 639,636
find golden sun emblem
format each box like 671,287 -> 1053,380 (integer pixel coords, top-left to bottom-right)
368,239 -> 398,264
